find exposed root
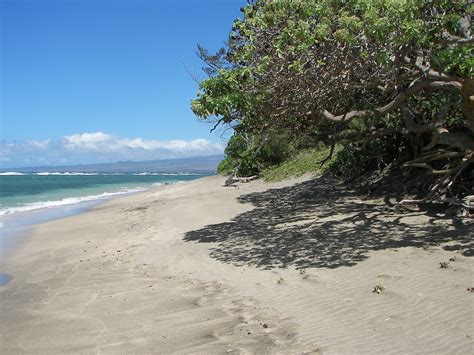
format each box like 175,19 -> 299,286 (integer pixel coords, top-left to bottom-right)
399,149 -> 473,213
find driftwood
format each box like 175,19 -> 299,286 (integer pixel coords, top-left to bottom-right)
399,195 -> 474,210
224,172 -> 258,186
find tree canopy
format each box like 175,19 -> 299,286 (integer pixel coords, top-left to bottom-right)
192,0 -> 473,203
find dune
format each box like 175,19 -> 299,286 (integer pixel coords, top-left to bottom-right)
1,175 -> 472,353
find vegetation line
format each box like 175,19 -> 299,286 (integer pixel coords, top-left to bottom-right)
192,0 -> 473,212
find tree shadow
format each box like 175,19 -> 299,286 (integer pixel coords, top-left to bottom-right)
183,177 -> 474,269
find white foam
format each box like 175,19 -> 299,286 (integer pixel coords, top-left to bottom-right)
134,172 -> 169,176
133,172 -> 203,176
0,172 -> 25,176
35,172 -> 99,176
161,172 -> 204,176
0,188 -> 146,217
1,172 -> 203,176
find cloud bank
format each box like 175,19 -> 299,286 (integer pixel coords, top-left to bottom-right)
0,132 -> 225,168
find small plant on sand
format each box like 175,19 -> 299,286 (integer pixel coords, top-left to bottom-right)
440,261 -> 449,269
277,277 -> 285,285
372,284 -> 385,294
299,269 -> 309,279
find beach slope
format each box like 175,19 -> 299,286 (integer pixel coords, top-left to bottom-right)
1,175 -> 472,353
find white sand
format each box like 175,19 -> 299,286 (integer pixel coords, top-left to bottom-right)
1,175 -> 473,354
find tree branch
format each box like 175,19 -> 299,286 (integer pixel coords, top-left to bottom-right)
322,80 -> 462,123
403,56 -> 457,81
210,118 -> 224,133
441,32 -> 474,46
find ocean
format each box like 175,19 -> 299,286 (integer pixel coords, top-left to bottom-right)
0,172 -> 206,255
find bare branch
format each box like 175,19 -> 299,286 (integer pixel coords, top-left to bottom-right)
441,32 -> 474,46
403,56 -> 457,81
210,118 -> 225,133
322,80 -> 462,123
402,162 -> 458,175
319,141 -> 335,166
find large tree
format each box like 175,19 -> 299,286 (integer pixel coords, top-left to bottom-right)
193,0 -> 473,203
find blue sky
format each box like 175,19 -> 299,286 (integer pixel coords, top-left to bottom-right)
1,0 -> 244,168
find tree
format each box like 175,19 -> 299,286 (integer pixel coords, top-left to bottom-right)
216,131 -> 294,176
192,0 -> 473,203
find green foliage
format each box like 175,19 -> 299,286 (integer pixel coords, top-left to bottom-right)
218,132 -> 294,177
191,68 -> 254,123
410,93 -> 465,129
262,146 -> 338,182
228,0 -> 469,72
192,0 -> 471,137
327,145 -> 363,178
328,134 -> 408,178
435,45 -> 474,77
193,0 -> 472,195
217,157 -> 234,175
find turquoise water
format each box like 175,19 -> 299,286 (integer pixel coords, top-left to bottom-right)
0,172 -> 206,258
0,172 -> 205,216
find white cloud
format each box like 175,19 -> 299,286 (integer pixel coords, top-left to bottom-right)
61,132 -> 222,153
0,132 -> 225,168
27,139 -> 51,150
63,132 -> 114,151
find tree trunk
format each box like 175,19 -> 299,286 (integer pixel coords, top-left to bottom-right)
461,78 -> 474,134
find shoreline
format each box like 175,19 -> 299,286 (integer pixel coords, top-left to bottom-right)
0,180 -> 190,261
1,175 -> 472,353
0,176 -> 310,353
0,199 -> 106,261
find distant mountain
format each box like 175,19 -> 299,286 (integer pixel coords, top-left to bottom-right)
0,154 -> 224,174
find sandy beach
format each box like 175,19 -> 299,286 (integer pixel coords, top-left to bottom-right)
1,175 -> 473,354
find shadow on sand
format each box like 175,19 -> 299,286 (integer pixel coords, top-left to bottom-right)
184,177 -> 473,269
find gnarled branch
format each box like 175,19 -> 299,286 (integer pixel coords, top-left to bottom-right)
322,80 -> 462,123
